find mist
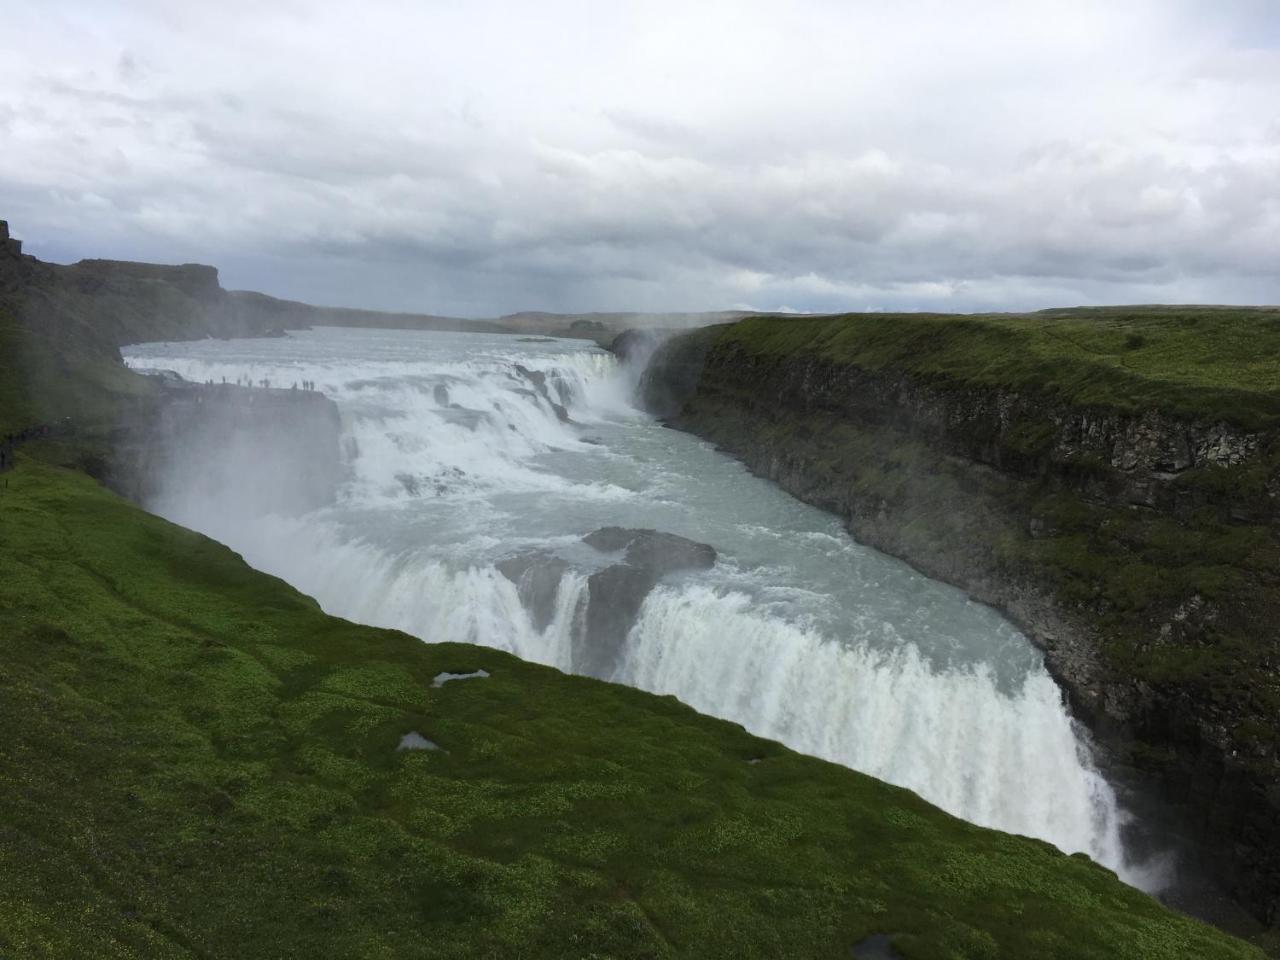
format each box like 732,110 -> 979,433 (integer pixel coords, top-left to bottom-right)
120,327 -> 1173,894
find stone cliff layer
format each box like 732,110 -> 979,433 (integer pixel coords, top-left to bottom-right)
632,318 -> 1280,930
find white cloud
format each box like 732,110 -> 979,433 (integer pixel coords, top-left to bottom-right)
2,0 -> 1279,314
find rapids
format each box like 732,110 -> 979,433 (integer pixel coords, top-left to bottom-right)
124,326 -> 1154,886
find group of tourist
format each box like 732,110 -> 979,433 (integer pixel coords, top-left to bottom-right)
210,375 -> 318,391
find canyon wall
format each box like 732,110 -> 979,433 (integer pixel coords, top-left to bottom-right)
633,322 -> 1280,927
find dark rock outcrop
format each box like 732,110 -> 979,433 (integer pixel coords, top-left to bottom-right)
513,363 -> 571,422
497,552 -> 571,633
630,327 -> 722,419
72,259 -> 223,304
0,220 -> 30,263
578,528 -> 717,678
609,328 -> 661,366
495,529 -> 717,676
583,526 -> 718,570
2,236 -> 22,259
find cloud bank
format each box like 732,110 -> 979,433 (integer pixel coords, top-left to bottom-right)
3,0 -> 1279,315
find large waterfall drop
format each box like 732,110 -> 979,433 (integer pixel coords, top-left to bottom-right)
125,326 -> 1148,885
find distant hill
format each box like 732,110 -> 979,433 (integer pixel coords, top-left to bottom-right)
0,218 -> 770,433
39,255 -> 769,348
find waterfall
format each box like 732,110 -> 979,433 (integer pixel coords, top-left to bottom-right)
124,327 -> 1154,888
619,585 -> 1123,864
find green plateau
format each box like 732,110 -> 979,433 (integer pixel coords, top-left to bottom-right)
719,306 -> 1280,430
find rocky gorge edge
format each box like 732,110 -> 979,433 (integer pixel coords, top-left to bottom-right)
618,323 -> 1280,932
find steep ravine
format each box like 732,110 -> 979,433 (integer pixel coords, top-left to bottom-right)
626,322 -> 1280,932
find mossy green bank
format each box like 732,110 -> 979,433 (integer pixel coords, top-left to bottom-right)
0,460 -> 1260,958
718,306 -> 1280,429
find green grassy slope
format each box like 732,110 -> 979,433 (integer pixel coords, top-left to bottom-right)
0,460 -> 1259,959
0,304 -> 31,435
719,306 -> 1280,429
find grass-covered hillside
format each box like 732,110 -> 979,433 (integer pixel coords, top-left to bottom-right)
719,306 -> 1280,430
0,459 -> 1261,959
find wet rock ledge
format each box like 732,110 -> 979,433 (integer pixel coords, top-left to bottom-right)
499,527 -> 717,678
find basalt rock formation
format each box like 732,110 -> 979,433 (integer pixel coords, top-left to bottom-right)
513,364 -> 572,423
0,219 -> 29,261
497,551 -> 572,633
497,528 -> 718,678
625,313 -> 1280,932
580,526 -> 718,677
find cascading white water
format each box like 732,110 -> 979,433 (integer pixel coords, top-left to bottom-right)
124,326 -> 1154,887
620,585 -> 1119,859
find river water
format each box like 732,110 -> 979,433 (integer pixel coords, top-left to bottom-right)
124,326 -> 1153,886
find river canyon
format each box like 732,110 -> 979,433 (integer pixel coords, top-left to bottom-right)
120,325 -> 1173,893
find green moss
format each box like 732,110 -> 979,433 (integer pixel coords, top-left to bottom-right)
0,460 -> 1259,958
1004,420 -> 1056,455
718,306 -> 1280,429
1178,453 -> 1280,502
0,305 -> 32,435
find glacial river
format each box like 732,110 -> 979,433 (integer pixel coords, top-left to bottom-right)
125,326 -> 1150,886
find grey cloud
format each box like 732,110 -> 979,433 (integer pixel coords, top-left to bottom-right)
3,1 -> 1280,315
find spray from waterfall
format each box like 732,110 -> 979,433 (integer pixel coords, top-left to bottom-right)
124,326 -> 1166,891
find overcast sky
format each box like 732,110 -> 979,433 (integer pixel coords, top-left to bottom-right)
3,1 -> 1279,316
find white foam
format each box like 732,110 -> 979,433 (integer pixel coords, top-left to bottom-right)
397,731 -> 441,751
126,328 -> 1161,891
620,585 -> 1132,876
204,508 -> 1145,883
432,669 -> 491,687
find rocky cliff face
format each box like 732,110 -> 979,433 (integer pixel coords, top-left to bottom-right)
0,219 -> 26,260
633,328 -> 1280,930
70,259 -> 224,305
